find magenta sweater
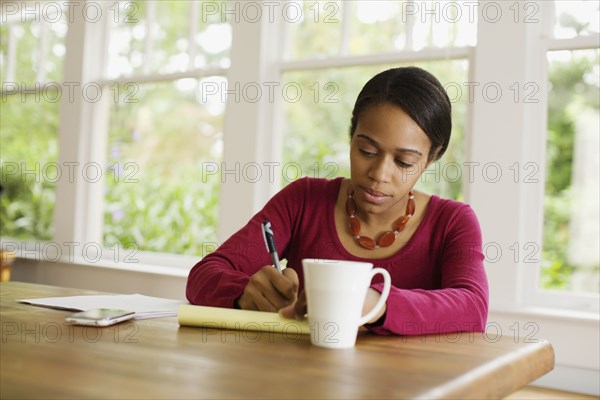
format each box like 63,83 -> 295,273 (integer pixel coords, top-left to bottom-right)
186,177 -> 489,335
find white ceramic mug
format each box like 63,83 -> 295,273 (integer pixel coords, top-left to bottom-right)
302,258 -> 391,349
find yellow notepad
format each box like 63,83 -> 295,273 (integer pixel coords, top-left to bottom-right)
178,304 -> 310,335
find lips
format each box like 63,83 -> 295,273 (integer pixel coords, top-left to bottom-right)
358,186 -> 390,204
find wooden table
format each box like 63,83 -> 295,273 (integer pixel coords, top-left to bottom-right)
0,282 -> 554,399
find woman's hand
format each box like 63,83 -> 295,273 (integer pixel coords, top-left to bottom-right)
237,266 -> 299,312
362,288 -> 386,323
279,288 -> 386,324
279,291 -> 306,320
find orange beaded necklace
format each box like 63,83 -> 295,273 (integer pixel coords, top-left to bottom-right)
346,186 -> 416,250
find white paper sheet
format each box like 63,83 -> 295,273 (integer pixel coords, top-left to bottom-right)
19,294 -> 185,319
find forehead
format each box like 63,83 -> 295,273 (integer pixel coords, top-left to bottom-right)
355,103 -> 431,151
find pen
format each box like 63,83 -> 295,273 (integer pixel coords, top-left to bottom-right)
261,220 -> 283,273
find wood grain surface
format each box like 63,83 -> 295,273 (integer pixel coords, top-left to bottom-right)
0,282 -> 554,399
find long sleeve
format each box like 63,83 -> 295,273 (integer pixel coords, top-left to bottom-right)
185,178 -> 308,308
368,204 -> 489,335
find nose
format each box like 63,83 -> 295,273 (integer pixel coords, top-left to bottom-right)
367,155 -> 393,183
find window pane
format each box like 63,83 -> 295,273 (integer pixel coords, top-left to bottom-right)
0,10 -> 66,241
553,0 -> 599,39
0,94 -> 59,240
283,1 -> 342,59
106,1 -> 231,78
0,17 -> 68,84
281,60 -> 468,200
542,49 -> 600,293
349,0 -> 477,53
285,1 -> 476,60
104,78 -> 224,254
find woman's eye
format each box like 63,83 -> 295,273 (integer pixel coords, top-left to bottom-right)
395,160 -> 412,168
359,149 -> 376,157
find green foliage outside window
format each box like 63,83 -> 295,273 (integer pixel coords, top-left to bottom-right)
0,15 -> 65,240
103,81 -> 223,255
0,95 -> 57,240
541,50 -> 599,293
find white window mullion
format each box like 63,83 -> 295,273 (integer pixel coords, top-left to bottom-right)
519,1 -> 551,312
218,5 -> 284,241
143,0 -> 156,75
5,23 -> 16,82
541,0 -> 555,40
547,35 -> 600,51
188,1 -> 199,70
96,67 -> 228,87
36,21 -> 49,83
404,0 -> 415,51
53,2 -> 111,248
278,47 -> 469,71
338,1 -> 352,56
462,46 -> 476,203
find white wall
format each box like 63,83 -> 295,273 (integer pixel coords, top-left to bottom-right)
10,259 -> 188,300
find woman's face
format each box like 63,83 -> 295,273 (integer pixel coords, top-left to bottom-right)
349,102 -> 432,216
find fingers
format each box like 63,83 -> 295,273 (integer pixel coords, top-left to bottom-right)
293,291 -> 307,319
280,267 -> 299,299
237,292 -> 257,311
238,266 -> 298,312
279,290 -> 307,320
279,303 -> 294,319
239,283 -> 275,311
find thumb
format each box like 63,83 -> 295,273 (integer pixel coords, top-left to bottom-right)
279,303 -> 296,319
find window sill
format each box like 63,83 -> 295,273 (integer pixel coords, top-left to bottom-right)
490,306 -> 599,325
3,242 -> 196,279
14,254 -> 192,278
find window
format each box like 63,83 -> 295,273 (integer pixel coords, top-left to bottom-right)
281,62 -> 469,200
101,1 -> 231,255
1,1 -> 232,258
285,0 -> 477,59
1,0 -> 478,253
1,5 -> 68,240
541,2 -> 599,294
1,1 -> 598,302
280,1 -> 476,201
104,78 -> 225,254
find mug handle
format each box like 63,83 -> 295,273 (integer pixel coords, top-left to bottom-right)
358,268 -> 392,326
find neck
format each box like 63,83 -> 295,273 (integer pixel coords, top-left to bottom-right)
345,184 -> 416,250
357,192 -> 413,227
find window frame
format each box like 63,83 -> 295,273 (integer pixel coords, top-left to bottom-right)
528,11 -> 600,312
468,1 -> 599,315
56,1 -> 232,261
2,0 -> 598,314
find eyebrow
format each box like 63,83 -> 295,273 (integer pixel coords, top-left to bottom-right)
356,134 -> 423,157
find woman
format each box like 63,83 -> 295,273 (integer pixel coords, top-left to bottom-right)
186,66 -> 488,335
